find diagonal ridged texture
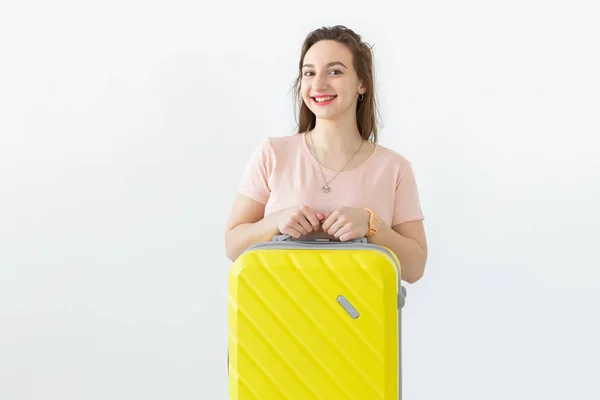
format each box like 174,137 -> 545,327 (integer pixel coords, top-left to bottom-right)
228,247 -> 399,400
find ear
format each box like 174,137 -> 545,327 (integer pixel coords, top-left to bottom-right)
358,82 -> 367,95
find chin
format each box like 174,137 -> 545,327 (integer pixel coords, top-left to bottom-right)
312,110 -> 340,121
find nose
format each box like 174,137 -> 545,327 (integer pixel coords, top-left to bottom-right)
312,72 -> 329,90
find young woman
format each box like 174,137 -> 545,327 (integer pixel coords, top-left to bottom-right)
225,25 -> 428,284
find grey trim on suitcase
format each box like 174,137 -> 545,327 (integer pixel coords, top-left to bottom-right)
273,233 -> 368,244
398,305 -> 403,399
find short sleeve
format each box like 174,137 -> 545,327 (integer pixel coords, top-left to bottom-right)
392,161 -> 425,226
237,138 -> 274,205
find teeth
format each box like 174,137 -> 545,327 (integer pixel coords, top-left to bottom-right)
315,96 -> 335,102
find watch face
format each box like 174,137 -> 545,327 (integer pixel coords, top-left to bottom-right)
372,217 -> 380,230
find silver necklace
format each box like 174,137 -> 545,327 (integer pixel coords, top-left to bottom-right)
309,131 -> 364,193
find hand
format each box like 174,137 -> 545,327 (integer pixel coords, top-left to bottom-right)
276,205 -> 325,239
321,207 -> 370,242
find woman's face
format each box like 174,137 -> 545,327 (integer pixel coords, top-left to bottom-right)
300,40 -> 365,122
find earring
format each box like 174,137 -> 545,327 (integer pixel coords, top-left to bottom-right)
358,93 -> 364,101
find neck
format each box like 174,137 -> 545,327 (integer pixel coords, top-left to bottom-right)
309,118 -> 363,156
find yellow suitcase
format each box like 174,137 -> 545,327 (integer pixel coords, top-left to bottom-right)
228,235 -> 407,400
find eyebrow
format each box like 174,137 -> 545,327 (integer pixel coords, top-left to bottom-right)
302,61 -> 347,69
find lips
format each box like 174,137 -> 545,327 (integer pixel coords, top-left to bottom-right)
311,95 -> 337,106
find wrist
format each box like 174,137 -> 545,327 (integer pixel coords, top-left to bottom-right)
259,211 -> 283,240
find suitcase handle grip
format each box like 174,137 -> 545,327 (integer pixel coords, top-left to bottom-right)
272,234 -> 367,243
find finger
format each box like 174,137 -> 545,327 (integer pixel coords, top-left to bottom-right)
335,223 -> 357,240
301,208 -> 321,231
283,225 -> 303,238
338,228 -> 358,242
286,215 -> 308,236
327,218 -> 346,237
321,211 -> 338,232
325,211 -> 346,235
293,220 -> 310,236
294,213 -> 313,234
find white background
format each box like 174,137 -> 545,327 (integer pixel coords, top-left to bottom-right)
1,0 -> 599,399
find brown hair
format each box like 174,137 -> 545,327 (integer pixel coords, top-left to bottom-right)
292,25 -> 380,143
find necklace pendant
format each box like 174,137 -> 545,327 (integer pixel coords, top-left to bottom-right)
322,185 -> 330,193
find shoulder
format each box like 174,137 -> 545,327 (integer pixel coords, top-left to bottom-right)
252,134 -> 303,158
372,142 -> 415,173
368,143 -> 422,192
245,134 -> 304,173
261,133 -> 303,151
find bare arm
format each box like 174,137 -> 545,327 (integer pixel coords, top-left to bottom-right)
224,194 -> 280,262
367,219 -> 428,284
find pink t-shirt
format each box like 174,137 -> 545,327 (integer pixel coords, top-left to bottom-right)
237,133 -> 424,228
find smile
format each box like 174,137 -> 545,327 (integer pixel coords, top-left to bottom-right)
311,95 -> 337,106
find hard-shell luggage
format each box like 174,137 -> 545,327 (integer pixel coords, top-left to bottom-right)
228,235 -> 407,399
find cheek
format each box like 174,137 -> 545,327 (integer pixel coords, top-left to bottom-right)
300,84 -> 308,97
301,85 -> 312,103
343,86 -> 359,103
330,82 -> 347,96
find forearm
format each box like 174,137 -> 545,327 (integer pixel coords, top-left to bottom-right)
225,213 -> 280,262
367,223 -> 427,284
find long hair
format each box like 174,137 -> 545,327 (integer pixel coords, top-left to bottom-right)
291,25 -> 380,143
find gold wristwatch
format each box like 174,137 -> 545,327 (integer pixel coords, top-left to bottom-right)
364,208 -> 380,238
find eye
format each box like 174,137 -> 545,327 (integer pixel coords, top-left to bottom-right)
330,69 -> 342,75
303,71 -> 314,77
